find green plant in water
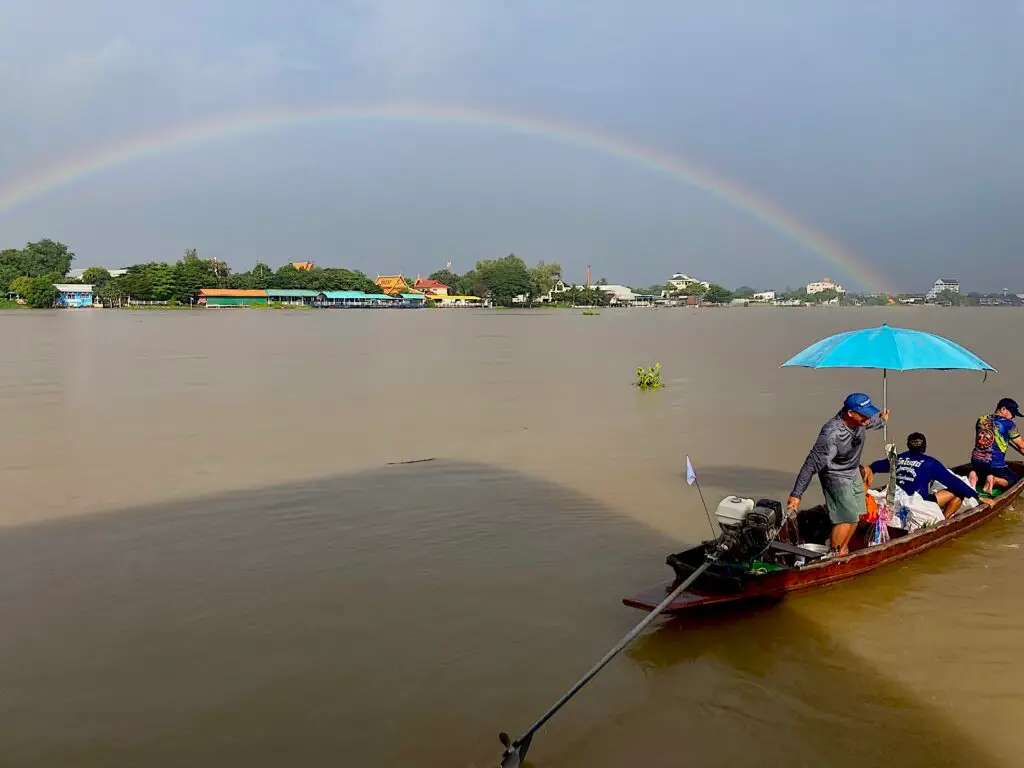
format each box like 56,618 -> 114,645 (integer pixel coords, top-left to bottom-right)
581,310 -> 599,316
635,362 -> 664,389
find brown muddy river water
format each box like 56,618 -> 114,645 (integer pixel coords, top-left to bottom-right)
0,306 -> 1021,767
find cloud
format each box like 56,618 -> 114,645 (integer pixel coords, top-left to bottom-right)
0,0 -> 490,133
0,2 -> 304,128
21,38 -> 137,116
339,0 -> 487,97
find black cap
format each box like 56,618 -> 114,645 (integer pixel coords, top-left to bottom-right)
997,398 -> 1022,418
907,432 -> 927,454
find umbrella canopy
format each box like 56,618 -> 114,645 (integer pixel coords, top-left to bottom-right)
780,324 -> 995,372
781,324 -> 995,443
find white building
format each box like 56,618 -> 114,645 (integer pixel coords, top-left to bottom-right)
66,267 -> 128,280
546,280 -> 637,304
927,278 -> 960,300
596,284 -> 637,304
665,272 -> 710,293
806,277 -> 846,295
545,280 -> 582,302
751,291 -> 776,302
549,279 -> 572,295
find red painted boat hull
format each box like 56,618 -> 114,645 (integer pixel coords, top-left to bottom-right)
623,462 -> 1024,613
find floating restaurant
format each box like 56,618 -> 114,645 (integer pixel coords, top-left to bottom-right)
316,290 -> 422,308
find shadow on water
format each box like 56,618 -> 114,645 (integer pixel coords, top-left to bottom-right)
0,460 -> 1006,767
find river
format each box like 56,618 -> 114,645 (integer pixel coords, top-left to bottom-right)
0,306 -> 1020,766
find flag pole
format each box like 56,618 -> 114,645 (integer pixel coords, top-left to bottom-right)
687,456 -> 717,538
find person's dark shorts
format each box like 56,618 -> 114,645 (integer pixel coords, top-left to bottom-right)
971,460 -> 1019,488
923,492 -> 937,503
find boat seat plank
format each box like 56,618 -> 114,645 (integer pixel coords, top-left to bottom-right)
768,540 -> 830,559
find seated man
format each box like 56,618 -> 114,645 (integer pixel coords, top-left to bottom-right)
967,398 -> 1024,495
866,432 -> 980,518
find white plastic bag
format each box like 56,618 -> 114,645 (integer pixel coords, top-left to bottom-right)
868,486 -> 943,531
899,491 -> 944,530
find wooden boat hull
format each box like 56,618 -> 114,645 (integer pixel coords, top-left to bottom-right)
623,462 -> 1024,613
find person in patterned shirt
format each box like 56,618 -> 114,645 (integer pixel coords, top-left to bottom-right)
967,398 -> 1024,494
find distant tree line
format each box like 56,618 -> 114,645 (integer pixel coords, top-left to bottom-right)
87,251 -> 385,306
776,287 -> 849,305
420,254 -> 607,306
0,241 -> 385,307
1,242 -> 583,309
932,289 -> 978,306
4,238 -> 1013,310
426,254 -> 565,306
0,239 -> 75,307
631,281 -> 743,305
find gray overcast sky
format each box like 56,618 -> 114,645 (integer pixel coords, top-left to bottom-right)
1,1 -> 1021,293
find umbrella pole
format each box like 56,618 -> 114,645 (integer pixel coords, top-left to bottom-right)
883,368 -> 888,442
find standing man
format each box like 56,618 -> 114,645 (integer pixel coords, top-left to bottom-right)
787,393 -> 889,556
967,398 -> 1024,494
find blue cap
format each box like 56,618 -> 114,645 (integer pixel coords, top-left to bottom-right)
843,392 -> 880,418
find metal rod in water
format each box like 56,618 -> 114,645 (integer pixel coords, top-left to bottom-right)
500,556 -> 717,765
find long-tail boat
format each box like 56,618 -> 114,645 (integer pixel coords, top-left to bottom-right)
500,325 -> 1007,767
623,461 -> 1024,614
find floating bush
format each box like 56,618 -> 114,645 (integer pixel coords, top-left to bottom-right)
635,362 -> 664,390
581,310 -> 600,316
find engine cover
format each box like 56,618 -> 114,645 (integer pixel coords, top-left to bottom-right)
714,504 -> 782,564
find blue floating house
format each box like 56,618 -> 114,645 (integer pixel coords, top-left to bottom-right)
53,283 -> 95,308
399,293 -> 426,307
317,290 -> 399,308
363,293 -> 398,306
318,290 -> 370,307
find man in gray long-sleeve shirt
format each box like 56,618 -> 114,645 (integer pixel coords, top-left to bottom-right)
786,392 -> 889,556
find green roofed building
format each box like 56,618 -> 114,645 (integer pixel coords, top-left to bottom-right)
198,288 -> 268,306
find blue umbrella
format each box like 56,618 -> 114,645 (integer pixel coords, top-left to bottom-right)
781,323 -> 996,439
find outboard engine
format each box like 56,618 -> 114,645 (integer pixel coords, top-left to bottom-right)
711,497 -> 784,565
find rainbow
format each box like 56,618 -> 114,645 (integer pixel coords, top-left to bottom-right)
0,103 -> 889,293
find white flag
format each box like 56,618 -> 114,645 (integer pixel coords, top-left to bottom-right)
686,456 -> 697,486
